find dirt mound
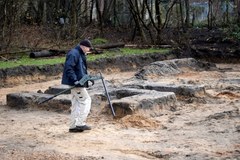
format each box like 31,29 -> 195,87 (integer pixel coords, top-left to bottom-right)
0,64 -> 64,88
135,58 -> 216,79
216,91 -> 240,99
119,114 -> 161,129
0,148 -> 98,160
0,63 -> 240,160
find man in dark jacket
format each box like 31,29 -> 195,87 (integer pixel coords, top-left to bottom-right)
62,39 -> 93,132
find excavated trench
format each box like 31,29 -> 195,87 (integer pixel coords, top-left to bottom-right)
5,53 -> 239,118
1,49 -> 240,160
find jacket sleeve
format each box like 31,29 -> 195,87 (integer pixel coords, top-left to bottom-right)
65,51 -> 78,82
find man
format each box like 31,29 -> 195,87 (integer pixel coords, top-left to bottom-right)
62,39 -> 93,133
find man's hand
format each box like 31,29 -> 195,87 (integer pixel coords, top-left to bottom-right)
88,79 -> 94,86
74,81 -> 81,87
74,74 -> 102,87
74,79 -> 91,87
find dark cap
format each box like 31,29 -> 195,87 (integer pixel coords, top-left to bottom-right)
80,39 -> 92,48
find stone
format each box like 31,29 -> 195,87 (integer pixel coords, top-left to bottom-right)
124,82 -> 206,97
135,58 -> 216,79
110,88 -> 177,117
7,92 -> 71,112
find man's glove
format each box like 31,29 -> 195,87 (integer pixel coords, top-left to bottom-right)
74,80 -> 90,87
88,79 -> 94,86
74,81 -> 82,87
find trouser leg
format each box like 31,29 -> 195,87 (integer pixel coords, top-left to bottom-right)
69,87 -> 91,129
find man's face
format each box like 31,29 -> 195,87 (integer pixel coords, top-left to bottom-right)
82,46 -> 91,54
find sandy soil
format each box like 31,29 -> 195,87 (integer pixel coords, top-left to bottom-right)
0,64 -> 239,160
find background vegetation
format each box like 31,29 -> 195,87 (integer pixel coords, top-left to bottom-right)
0,0 -> 239,66
0,47 -> 170,69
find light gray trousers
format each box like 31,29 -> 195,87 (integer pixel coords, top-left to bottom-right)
69,87 -> 91,129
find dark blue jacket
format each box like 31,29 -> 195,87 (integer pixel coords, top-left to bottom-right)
61,45 -> 88,86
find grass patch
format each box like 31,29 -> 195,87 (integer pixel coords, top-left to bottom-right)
88,48 -> 170,61
91,38 -> 108,45
0,48 -> 170,69
0,55 -> 66,69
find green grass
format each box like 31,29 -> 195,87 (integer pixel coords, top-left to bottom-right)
0,55 -> 66,69
88,48 -> 170,61
0,48 -> 170,69
91,38 -> 108,45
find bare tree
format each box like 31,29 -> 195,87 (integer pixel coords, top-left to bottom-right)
178,0 -> 185,30
95,0 -> 104,32
162,0 -> 177,29
208,0 -> 213,29
0,0 -> 25,48
224,0 -> 230,24
155,0 -> 162,29
234,0 -> 240,23
184,0 -> 190,28
126,0 -> 148,43
144,0 -> 163,43
70,0 -> 77,38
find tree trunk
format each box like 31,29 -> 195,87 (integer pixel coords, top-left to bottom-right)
29,50 -> 66,58
71,0 -> 77,38
84,0 -> 88,24
235,0 -> 240,23
42,1 -> 47,25
162,1 -> 177,29
89,0 -> 94,24
127,0 -> 147,43
2,0 -> 7,40
155,0 -> 161,29
225,0 -> 229,24
184,0 -> 190,28
179,0 -> 185,30
96,0 -> 104,33
144,0 -> 161,43
102,0 -> 114,26
208,0 -> 213,29
113,0 -> 117,26
176,1 -> 180,29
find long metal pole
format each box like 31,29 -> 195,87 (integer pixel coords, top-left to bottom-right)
100,72 -> 116,117
38,85 -> 75,104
